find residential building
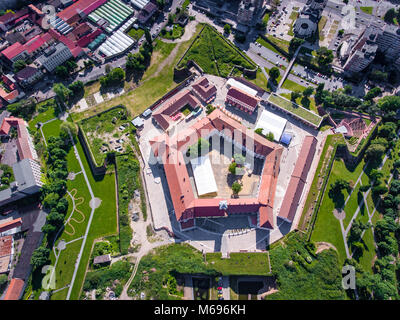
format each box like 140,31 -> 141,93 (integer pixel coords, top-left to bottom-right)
3,278 -> 25,300
237,0 -> 263,26
191,76 -> 217,104
14,66 -> 44,88
138,2 -> 158,24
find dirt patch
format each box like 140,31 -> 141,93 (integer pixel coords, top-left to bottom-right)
315,241 -> 338,254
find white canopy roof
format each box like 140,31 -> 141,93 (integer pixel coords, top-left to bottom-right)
190,155 -> 218,197
255,109 -> 287,142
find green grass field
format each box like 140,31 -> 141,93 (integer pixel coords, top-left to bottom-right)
360,6 -> 373,15
179,24 -> 256,77
281,78 -> 306,92
205,252 -> 271,275
267,94 -> 322,126
280,93 -> 318,114
161,24 -> 184,40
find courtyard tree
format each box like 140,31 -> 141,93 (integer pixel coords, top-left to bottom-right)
228,162 -> 237,175
316,47 -> 334,68
60,121 -> 77,143
365,143 -> 386,163
231,181 -> 242,195
266,132 -> 274,142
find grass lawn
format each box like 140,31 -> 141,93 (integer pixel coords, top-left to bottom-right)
127,27 -> 145,41
267,93 -> 322,126
318,16 -> 328,41
28,99 -> 59,133
179,24 -> 256,77
355,227 -> 376,273
360,6 -> 373,14
257,37 -> 281,55
280,93 -> 318,114
49,238 -> 84,299
205,252 -> 271,275
281,78 -> 306,92
244,68 -> 269,90
262,12 -> 270,24
41,119 -> 63,141
287,11 -> 299,36
69,141 -> 117,300
311,158 -> 367,264
265,35 -> 290,56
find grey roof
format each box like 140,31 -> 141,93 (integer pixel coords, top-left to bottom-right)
131,117 -> 144,127
0,159 -> 41,202
93,254 -> 111,264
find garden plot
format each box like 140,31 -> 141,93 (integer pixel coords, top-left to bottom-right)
79,107 -> 132,166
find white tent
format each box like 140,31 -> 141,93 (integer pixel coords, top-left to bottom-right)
255,109 -> 287,142
190,155 -> 218,197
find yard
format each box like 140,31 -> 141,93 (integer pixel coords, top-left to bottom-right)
161,24 -> 185,40
178,24 -> 256,77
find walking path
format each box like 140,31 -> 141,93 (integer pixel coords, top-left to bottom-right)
65,128 -> 97,300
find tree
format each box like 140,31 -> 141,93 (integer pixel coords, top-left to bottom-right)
343,84 -> 352,95
55,65 -> 69,79
206,104 -> 215,115
364,87 -> 381,101
365,143 -> 386,162
338,29 -> 344,37
68,80 -> 84,94
369,70 -> 388,82
0,274 -> 7,287
13,59 -> 26,73
384,8 -> 397,24
224,24 -> 231,35
316,47 -> 334,67
269,67 -> 280,81
145,28 -> 152,43
234,33 -> 246,43
42,192 -> 60,209
31,246 -> 50,270
290,90 -> 301,102
60,121 -> 77,142
233,153 -> 246,166
289,37 -> 304,54
231,181 -> 242,194
302,86 -> 314,98
266,132 -> 274,142
53,83 -> 71,104
330,178 -> 351,194
228,162 -> 237,175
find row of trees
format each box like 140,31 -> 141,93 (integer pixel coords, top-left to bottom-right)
31,124 -> 77,271
53,80 -> 84,105
55,60 -> 78,79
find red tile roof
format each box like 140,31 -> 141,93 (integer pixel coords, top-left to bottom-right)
1,42 -> 26,60
191,77 -> 217,102
278,136 -> 317,223
153,89 -> 201,131
48,28 -> 83,58
0,117 -> 35,160
226,87 -> 260,111
150,109 -> 283,230
0,88 -> 19,103
0,218 -> 22,233
0,235 -> 12,257
4,278 -> 25,300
